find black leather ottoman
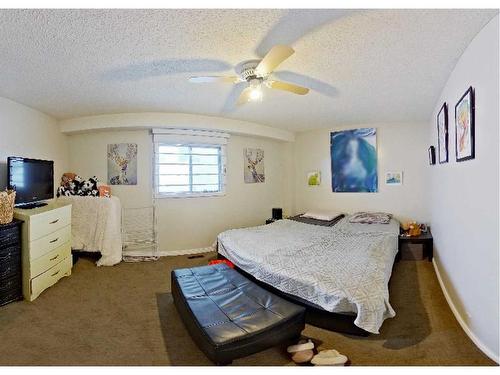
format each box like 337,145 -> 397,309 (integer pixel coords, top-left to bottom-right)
171,264 -> 306,365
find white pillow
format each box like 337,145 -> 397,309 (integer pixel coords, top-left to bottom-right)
301,210 -> 343,221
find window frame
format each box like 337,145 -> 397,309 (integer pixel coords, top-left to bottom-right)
154,142 -> 227,198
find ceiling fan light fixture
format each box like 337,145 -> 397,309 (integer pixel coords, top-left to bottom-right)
249,85 -> 263,102
189,45 -> 310,107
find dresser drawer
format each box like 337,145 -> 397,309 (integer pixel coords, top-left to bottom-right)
0,274 -> 22,306
0,273 -> 21,295
0,243 -> 20,259
30,256 -> 71,299
30,225 -> 71,260
29,205 -> 71,241
0,251 -> 21,280
0,226 -> 20,250
30,242 -> 71,278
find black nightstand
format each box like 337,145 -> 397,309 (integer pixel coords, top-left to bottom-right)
0,219 -> 23,306
265,218 -> 278,225
398,228 -> 433,262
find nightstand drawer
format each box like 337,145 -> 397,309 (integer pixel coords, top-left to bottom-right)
29,205 -> 71,241
30,256 -> 71,300
30,225 -> 71,260
0,226 -> 20,250
0,274 -> 22,306
0,243 -> 20,259
0,252 -> 21,280
30,242 -> 71,278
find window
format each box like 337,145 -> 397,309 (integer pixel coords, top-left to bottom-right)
155,143 -> 226,197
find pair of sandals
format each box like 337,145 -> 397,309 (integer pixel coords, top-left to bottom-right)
287,339 -> 348,366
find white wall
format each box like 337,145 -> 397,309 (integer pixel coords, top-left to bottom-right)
59,112 -> 294,142
428,15 -> 499,362
292,123 -> 429,222
67,130 -> 153,208
67,129 -> 293,253
0,96 -> 68,193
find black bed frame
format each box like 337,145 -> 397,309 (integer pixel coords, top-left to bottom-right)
216,252 -> 371,337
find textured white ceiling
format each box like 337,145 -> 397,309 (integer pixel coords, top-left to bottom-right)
0,9 -> 497,131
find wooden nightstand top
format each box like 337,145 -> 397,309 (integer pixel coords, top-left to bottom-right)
399,229 -> 433,241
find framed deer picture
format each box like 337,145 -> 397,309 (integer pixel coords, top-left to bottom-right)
244,148 -> 265,183
107,143 -> 138,185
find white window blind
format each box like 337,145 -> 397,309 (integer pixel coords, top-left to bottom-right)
153,129 -> 228,197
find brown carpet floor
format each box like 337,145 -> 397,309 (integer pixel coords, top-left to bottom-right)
0,252 -> 495,366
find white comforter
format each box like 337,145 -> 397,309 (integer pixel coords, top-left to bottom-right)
57,196 -> 122,266
217,217 -> 399,334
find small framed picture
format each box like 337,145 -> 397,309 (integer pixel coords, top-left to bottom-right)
428,146 -> 436,165
437,103 -> 448,163
307,171 -> 321,186
455,87 -> 475,162
385,171 -> 402,185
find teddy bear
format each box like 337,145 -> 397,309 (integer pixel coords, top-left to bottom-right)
60,172 -> 76,188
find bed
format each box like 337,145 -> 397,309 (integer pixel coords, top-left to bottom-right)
217,214 -> 399,335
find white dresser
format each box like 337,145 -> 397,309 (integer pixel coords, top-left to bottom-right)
14,201 -> 72,301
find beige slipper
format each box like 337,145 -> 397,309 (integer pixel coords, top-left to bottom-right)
287,339 -> 315,364
311,349 -> 348,366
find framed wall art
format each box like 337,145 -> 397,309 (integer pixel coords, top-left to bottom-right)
455,87 -> 475,162
330,128 -> 378,192
428,146 -> 436,165
107,143 -> 138,185
385,171 -> 403,185
307,171 -> 321,186
437,102 -> 448,163
244,148 -> 265,183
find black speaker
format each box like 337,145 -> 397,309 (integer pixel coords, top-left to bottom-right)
272,208 -> 283,220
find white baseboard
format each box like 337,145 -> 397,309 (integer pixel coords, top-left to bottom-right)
432,259 -> 499,364
158,247 -> 215,257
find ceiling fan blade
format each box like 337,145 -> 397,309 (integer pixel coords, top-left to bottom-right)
268,80 -> 309,95
222,83 -> 247,112
189,76 -> 239,84
255,45 -> 294,76
237,86 -> 253,105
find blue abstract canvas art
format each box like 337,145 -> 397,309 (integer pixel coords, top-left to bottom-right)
331,128 -> 378,192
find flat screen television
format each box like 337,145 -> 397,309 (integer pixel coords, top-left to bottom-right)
7,157 -> 54,208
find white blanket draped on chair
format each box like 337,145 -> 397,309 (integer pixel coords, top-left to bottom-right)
57,196 -> 122,266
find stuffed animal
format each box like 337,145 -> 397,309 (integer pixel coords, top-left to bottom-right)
98,185 -> 111,198
57,186 -> 69,197
81,180 -> 93,194
88,176 -> 99,196
408,222 -> 422,237
60,172 -> 77,188
56,174 -> 101,197
57,172 -> 78,197
73,175 -> 84,190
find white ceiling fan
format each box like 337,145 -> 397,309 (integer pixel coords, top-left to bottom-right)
189,45 -> 310,105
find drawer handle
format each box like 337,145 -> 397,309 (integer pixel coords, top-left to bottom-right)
49,238 -> 59,244
49,219 -> 59,224
49,254 -> 60,261
51,270 -> 60,277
